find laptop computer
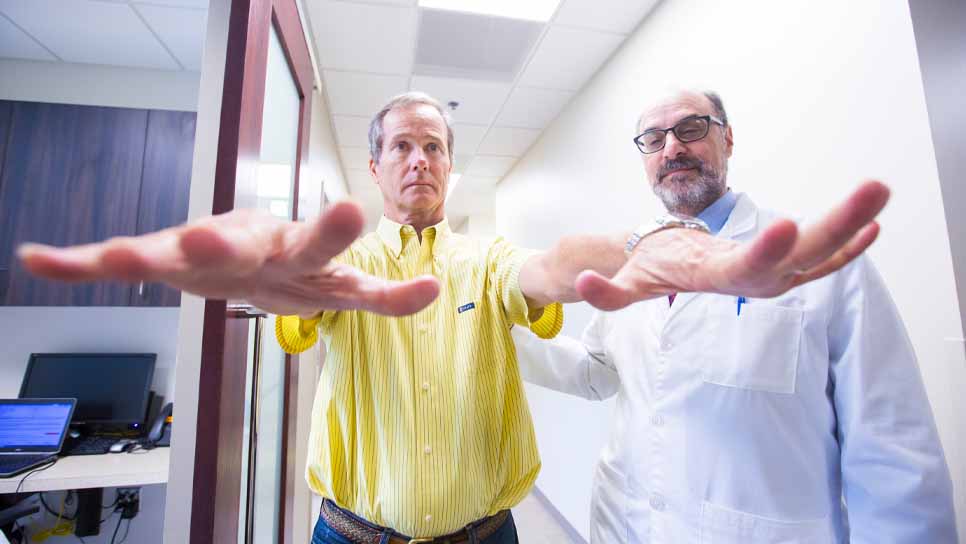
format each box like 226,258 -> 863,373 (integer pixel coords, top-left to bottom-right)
0,398 -> 76,478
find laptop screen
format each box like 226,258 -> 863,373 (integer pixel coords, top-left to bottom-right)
0,399 -> 76,453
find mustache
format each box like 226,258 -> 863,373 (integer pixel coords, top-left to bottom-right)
658,157 -> 706,180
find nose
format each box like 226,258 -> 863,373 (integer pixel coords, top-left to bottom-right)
410,148 -> 429,171
661,131 -> 687,160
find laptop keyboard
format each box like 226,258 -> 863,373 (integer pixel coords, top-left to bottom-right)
0,454 -> 54,477
62,436 -> 120,456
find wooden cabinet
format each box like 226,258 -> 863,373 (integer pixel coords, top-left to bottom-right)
130,110 -> 197,307
0,100 -> 195,307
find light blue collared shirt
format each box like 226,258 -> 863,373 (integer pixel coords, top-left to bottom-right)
696,189 -> 737,236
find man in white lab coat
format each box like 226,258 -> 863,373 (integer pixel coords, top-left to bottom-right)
513,90 -> 958,543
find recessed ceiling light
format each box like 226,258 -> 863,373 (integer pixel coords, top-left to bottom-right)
419,0 -> 560,22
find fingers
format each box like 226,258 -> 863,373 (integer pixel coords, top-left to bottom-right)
780,180 -> 889,272
732,219 -> 799,279
18,241 -> 111,281
574,270 -> 636,311
790,222 -> 880,288
360,275 -> 441,316
290,201 -> 365,271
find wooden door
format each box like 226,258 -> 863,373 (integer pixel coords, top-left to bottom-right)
189,0 -> 314,542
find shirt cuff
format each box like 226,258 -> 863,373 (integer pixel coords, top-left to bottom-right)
276,315 -> 322,354
528,302 -> 564,339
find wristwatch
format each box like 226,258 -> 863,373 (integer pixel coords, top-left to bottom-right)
624,214 -> 711,256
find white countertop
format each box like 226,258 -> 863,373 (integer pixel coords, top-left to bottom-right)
0,448 -> 169,494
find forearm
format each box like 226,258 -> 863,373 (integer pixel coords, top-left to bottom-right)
519,232 -> 629,307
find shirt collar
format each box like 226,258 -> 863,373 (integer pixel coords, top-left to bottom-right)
376,215 -> 452,258
697,189 -> 738,236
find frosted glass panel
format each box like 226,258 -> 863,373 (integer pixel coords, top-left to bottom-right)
255,25 -> 300,219
241,24 -> 301,544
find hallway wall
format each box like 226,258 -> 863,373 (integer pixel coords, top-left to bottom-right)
497,0 -> 966,538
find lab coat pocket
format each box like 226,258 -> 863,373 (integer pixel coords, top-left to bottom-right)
702,302 -> 803,394
699,501 -> 833,544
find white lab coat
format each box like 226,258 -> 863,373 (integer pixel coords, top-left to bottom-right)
514,194 -> 957,543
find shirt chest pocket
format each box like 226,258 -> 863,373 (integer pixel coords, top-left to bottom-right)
700,301 -> 804,394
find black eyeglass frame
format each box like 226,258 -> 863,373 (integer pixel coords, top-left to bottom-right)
633,115 -> 727,154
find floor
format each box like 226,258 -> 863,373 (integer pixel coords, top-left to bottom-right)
512,491 -> 584,543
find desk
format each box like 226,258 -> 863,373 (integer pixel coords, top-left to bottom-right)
0,449 -> 169,494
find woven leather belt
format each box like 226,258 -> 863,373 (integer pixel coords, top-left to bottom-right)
321,500 -> 509,544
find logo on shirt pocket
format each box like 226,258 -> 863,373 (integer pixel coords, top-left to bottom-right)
458,302 -> 476,314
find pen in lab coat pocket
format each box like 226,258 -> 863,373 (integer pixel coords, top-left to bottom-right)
737,296 -> 746,316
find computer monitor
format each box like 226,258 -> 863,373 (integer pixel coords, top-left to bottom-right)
19,353 -> 156,432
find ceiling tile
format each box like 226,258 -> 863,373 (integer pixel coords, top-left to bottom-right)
311,1 -> 416,75
465,155 -> 517,178
457,175 -> 500,191
0,12 -> 56,62
452,154 -> 472,174
333,115 -> 371,148
495,86 -> 574,129
346,169 -> 378,195
519,26 -> 623,91
553,0 -> 659,34
447,183 -> 495,215
135,4 -> 207,71
477,127 -> 541,156
411,75 -> 511,125
1,0 -> 179,70
324,71 -> 409,116
452,123 -> 488,155
340,146 -> 372,171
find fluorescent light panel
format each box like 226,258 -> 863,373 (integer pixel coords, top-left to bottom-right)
419,0 -> 560,22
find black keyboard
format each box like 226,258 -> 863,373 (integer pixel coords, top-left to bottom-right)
61,436 -> 120,456
0,454 -> 55,478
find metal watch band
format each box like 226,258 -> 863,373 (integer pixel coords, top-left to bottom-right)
624,215 -> 710,257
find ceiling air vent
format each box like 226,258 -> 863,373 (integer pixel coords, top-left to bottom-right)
414,8 -> 543,82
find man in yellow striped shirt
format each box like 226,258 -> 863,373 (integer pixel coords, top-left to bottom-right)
20,92 -> 889,543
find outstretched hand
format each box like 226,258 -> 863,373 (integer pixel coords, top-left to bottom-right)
18,200 -> 440,317
575,181 -> 890,311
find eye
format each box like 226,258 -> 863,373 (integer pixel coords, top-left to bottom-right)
394,141 -> 408,151
427,142 -> 439,152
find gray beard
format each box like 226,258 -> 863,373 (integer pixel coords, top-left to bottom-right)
652,168 -> 726,217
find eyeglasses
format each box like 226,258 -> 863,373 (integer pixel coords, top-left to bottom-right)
633,115 -> 726,154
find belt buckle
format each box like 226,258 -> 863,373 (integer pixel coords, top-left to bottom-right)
408,539 -> 434,544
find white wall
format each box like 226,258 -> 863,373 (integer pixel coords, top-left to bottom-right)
0,307 -> 179,400
163,0 -> 231,540
497,0 -> 966,538
0,59 -> 200,112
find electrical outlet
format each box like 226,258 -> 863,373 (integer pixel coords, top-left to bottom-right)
116,487 -> 141,520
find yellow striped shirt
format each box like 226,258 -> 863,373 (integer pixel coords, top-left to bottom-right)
295,216 -> 562,537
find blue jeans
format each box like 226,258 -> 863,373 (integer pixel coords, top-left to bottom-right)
311,502 -> 519,544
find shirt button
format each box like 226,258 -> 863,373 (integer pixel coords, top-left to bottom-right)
422,382 -> 430,392
424,445 -> 432,455
424,514 -> 433,523
649,495 -> 666,511
418,324 -> 428,334
650,414 -> 664,426
662,341 -> 672,351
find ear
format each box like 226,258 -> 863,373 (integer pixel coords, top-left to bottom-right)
369,157 -> 379,185
724,125 -> 734,158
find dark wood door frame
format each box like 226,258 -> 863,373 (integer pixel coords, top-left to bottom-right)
190,0 -> 314,542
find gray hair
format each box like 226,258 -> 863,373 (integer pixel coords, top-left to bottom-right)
368,91 -> 455,164
703,91 -> 728,126
636,90 -> 729,133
